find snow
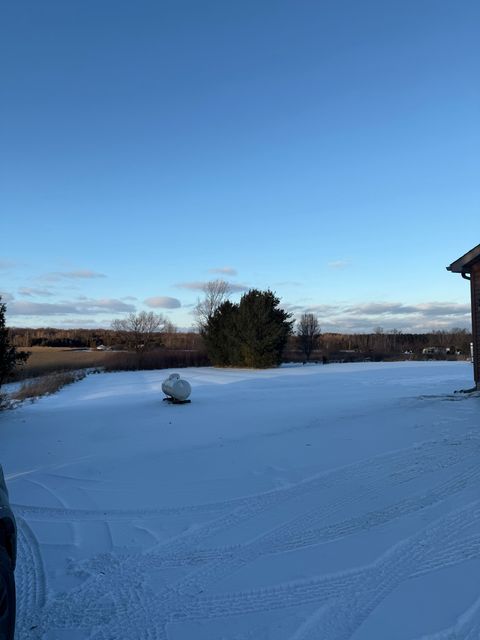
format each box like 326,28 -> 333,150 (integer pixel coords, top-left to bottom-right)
1,361 -> 479,640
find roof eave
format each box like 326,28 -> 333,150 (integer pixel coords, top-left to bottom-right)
446,243 -> 480,274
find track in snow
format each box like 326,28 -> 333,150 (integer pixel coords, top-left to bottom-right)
13,435 -> 480,639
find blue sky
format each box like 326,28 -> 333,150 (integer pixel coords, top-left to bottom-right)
1,0 -> 479,332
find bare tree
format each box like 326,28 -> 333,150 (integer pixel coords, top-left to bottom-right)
111,311 -> 166,353
163,319 -> 177,334
389,328 -> 402,353
194,279 -> 233,330
161,319 -> 177,349
297,313 -> 321,362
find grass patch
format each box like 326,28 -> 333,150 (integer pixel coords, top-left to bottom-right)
8,346 -> 210,381
12,370 -> 87,402
8,347 -> 109,381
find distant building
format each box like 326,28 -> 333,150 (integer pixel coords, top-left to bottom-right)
422,347 -> 447,356
447,244 -> 480,389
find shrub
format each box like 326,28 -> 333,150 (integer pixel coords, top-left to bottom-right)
0,393 -> 13,410
12,370 -> 86,402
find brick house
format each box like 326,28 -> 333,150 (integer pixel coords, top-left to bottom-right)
447,244 -> 480,389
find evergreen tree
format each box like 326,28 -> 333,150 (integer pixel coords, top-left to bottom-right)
201,300 -> 239,366
0,296 -> 29,390
202,289 -> 293,368
236,290 -> 293,368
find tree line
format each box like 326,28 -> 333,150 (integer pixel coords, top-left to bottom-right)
11,323 -> 470,360
284,327 -> 472,362
10,325 -> 203,351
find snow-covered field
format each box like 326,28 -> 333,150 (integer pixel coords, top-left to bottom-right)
1,361 -> 479,640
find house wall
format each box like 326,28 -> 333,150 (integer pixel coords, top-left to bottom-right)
471,262 -> 480,388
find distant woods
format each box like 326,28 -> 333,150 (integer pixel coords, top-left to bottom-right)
285,327 -> 473,363
11,322 -> 199,351
10,325 -> 472,361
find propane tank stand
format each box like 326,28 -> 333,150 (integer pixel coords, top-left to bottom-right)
162,396 -> 191,404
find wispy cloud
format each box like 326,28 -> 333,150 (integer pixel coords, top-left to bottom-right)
79,298 -> 135,312
0,259 -> 16,269
176,281 -> 248,293
328,260 -> 350,270
344,302 -> 471,317
414,303 -> 471,317
7,297 -> 135,316
19,287 -> 54,297
175,281 -> 210,291
144,296 -> 181,309
8,302 -> 80,316
0,292 -> 14,303
56,318 -> 106,327
67,269 -> 107,279
208,267 -> 237,276
303,304 -> 339,314
40,269 -> 107,282
289,300 -> 471,333
280,303 -> 305,313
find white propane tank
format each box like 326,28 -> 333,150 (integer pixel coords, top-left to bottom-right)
162,373 -> 191,402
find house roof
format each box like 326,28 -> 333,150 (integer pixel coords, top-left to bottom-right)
446,243 -> 480,274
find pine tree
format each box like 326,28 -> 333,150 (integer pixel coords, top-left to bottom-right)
236,290 -> 293,368
0,296 -> 29,390
201,300 -> 239,366
202,289 -> 293,368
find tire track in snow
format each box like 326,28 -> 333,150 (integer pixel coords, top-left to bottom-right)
15,518 -> 47,639
168,501 -> 480,633
282,502 -> 480,640
32,553 -> 165,639
146,436 -> 480,575
13,436 -> 473,524
13,436 -> 480,639
168,442 -> 480,595
90,464 -> 480,634
410,595 -> 480,640
273,457 -> 480,552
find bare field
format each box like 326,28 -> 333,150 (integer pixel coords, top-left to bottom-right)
11,347 -> 209,380
12,347 -> 109,380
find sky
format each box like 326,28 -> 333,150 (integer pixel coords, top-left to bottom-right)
1,0 -> 479,333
